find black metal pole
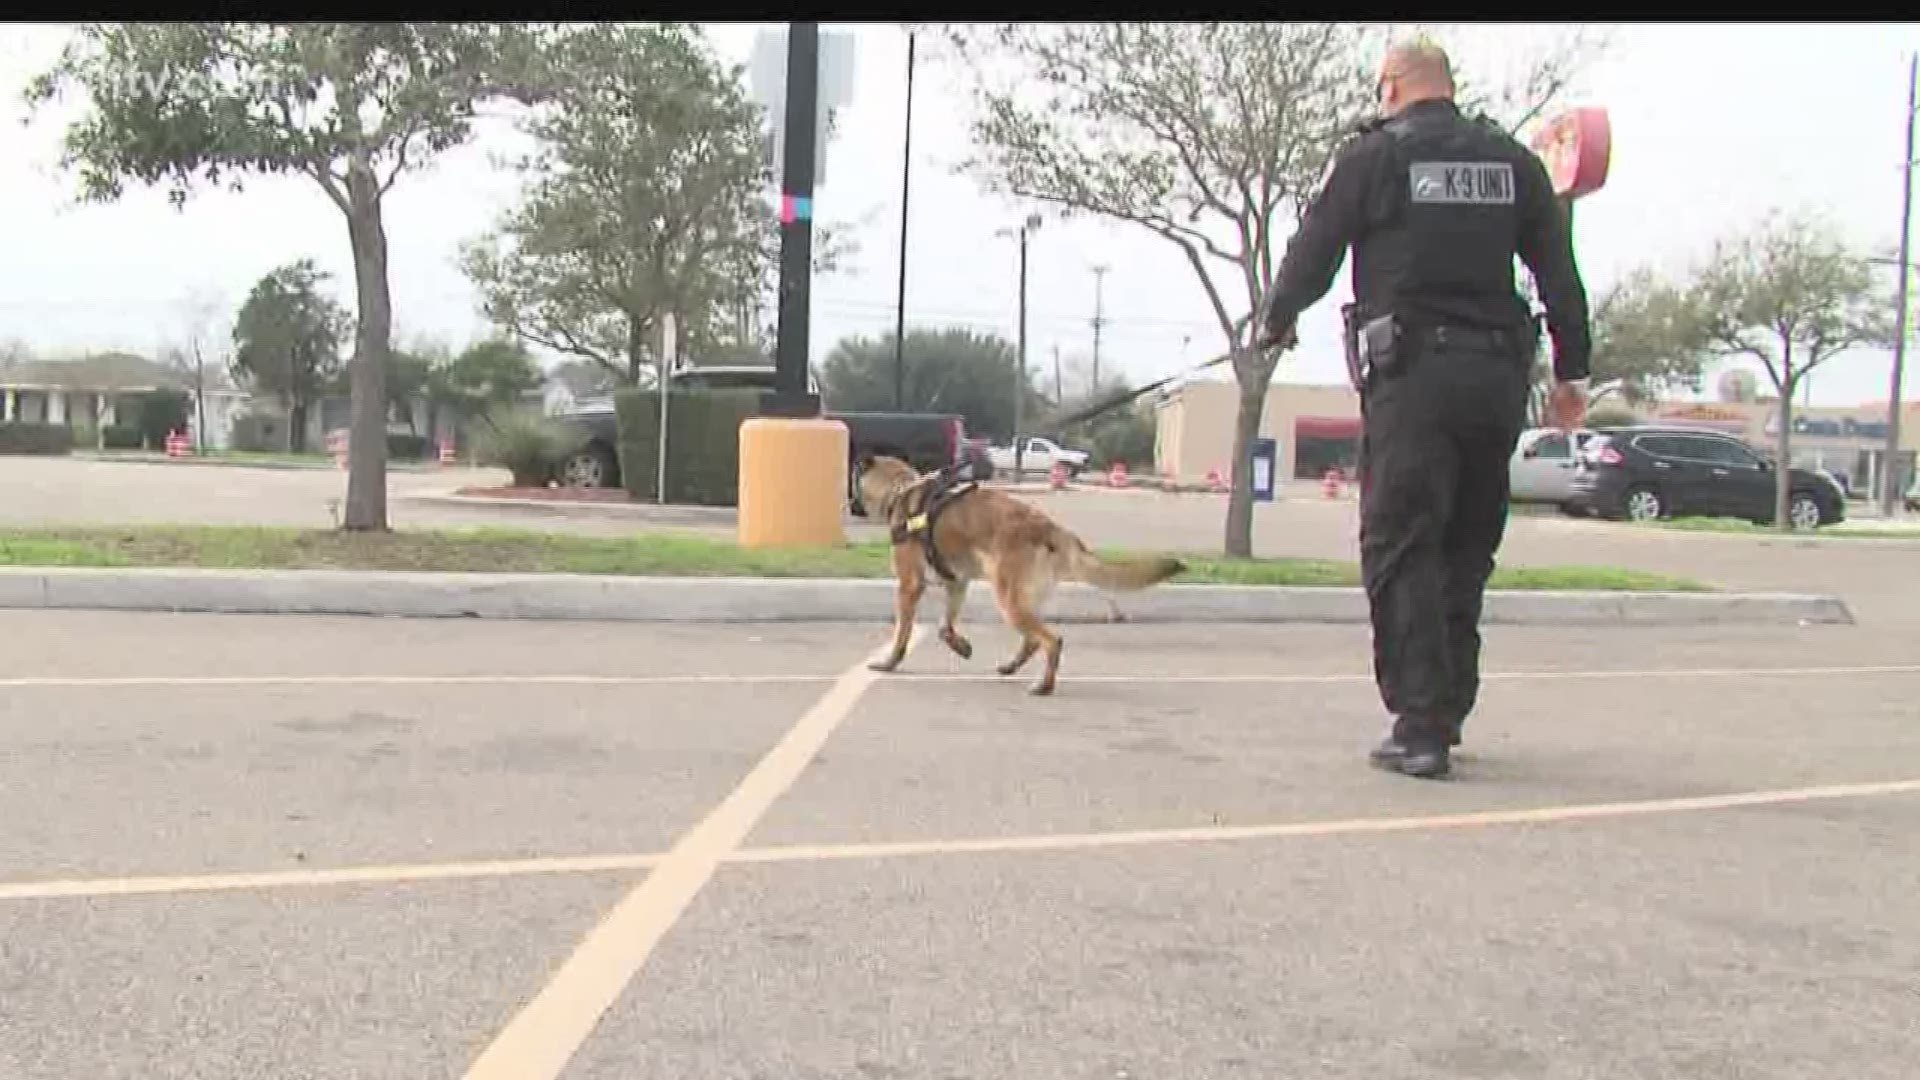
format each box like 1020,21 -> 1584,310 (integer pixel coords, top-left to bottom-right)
892,30 -> 915,412
769,22 -> 821,418
1882,51 -> 1915,517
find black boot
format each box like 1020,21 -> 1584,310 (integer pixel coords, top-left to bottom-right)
1370,734 -> 1452,780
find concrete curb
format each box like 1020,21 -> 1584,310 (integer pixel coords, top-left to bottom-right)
0,567 -> 1853,627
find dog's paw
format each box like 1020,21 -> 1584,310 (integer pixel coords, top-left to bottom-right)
995,662 -> 1020,677
1027,682 -> 1056,697
944,636 -> 973,660
867,658 -> 901,673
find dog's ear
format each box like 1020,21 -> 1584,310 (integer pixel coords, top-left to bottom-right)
852,450 -> 877,478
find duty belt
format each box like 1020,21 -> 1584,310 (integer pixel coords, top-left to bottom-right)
887,469 -> 978,583
1412,324 -> 1517,352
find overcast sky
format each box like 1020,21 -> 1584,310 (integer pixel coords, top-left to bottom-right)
3,21 -> 1918,409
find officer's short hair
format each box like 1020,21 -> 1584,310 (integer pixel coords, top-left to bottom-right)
1383,35 -> 1455,93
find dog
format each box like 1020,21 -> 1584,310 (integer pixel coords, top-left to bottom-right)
856,454 -> 1185,695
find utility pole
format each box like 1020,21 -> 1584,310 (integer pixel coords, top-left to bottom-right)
1053,343 -> 1062,403
1882,50 -> 1916,518
892,29 -> 915,411
1090,264 -> 1109,390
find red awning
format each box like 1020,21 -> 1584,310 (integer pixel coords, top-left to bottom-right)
1294,416 -> 1361,440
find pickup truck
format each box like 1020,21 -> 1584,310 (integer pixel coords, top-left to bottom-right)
551,366 -> 989,509
986,435 -> 1091,478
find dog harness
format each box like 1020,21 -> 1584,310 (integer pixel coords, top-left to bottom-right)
886,466 -> 979,584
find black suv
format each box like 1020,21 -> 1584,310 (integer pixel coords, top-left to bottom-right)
1568,425 -> 1846,530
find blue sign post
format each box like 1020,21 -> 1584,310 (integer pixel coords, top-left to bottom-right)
1250,437 -> 1278,502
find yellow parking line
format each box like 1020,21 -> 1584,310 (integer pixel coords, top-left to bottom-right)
1,662 -> 1912,691
458,626 -> 927,1080
6,776 -> 1915,907
0,851 -> 661,903
0,674 -> 833,688
729,777 -> 1920,866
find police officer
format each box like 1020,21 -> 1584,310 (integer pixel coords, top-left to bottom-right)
1257,38 -> 1592,780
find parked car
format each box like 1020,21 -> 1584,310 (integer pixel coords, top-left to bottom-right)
550,366 -> 989,511
1508,426 -> 1597,507
1567,424 -> 1846,529
985,435 -> 1090,478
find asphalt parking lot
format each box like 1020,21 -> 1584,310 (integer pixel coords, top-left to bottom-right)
4,610 -> 1917,1079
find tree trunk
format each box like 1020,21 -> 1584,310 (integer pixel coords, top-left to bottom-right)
1223,347 -> 1274,558
1774,382 -> 1794,532
342,156 -> 392,532
628,317 -> 646,386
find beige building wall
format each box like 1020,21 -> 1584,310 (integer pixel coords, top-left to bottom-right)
1153,379 -> 1360,482
1154,383 -> 1920,489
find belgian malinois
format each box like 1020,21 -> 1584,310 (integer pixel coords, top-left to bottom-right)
856,454 -> 1185,695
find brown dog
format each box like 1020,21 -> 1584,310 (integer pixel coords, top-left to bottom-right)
857,454 -> 1185,695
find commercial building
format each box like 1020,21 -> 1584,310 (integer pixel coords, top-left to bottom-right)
1650,399 -> 1920,498
1152,377 -> 1361,483
1152,376 -> 1920,498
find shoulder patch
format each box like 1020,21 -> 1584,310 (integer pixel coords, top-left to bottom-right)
1408,161 -> 1515,205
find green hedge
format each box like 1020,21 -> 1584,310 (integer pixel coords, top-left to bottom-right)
0,422 -> 75,455
614,388 -> 763,506
102,424 -> 144,450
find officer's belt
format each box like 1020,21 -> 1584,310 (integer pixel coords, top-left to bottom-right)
886,470 -> 978,583
1406,323 -> 1519,353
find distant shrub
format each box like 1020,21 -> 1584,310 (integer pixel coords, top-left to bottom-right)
0,422 -> 75,455
477,408 -> 585,487
101,424 -> 144,450
1585,405 -> 1643,429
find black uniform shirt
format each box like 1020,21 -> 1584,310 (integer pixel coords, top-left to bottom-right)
1260,98 -> 1592,382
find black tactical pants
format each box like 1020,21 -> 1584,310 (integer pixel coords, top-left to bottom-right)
1356,330 -> 1531,752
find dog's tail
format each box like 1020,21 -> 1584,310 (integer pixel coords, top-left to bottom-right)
1057,530 -> 1185,592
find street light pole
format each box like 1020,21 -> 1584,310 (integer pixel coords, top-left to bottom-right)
892,29 -> 915,412
1882,51 -> 1916,517
770,22 -> 821,418
1015,224 -> 1029,480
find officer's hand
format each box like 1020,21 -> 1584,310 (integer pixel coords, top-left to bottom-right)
1258,322 -> 1298,351
1548,380 -> 1586,433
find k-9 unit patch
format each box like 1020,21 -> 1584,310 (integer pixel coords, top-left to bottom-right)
1408,161 -> 1515,205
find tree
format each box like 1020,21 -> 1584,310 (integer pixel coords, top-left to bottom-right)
27,22 -> 545,529
462,24 -> 848,387
1055,376 -> 1158,469
230,260 -> 351,452
159,288 -> 227,451
429,337 -> 544,430
1679,210 -> 1894,530
819,327 -> 1045,442
939,23 -> 1600,556
1586,266 -> 1711,403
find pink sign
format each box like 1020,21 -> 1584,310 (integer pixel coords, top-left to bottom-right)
1529,107 -> 1611,200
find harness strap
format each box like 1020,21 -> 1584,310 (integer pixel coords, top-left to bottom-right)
886,471 -> 978,584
